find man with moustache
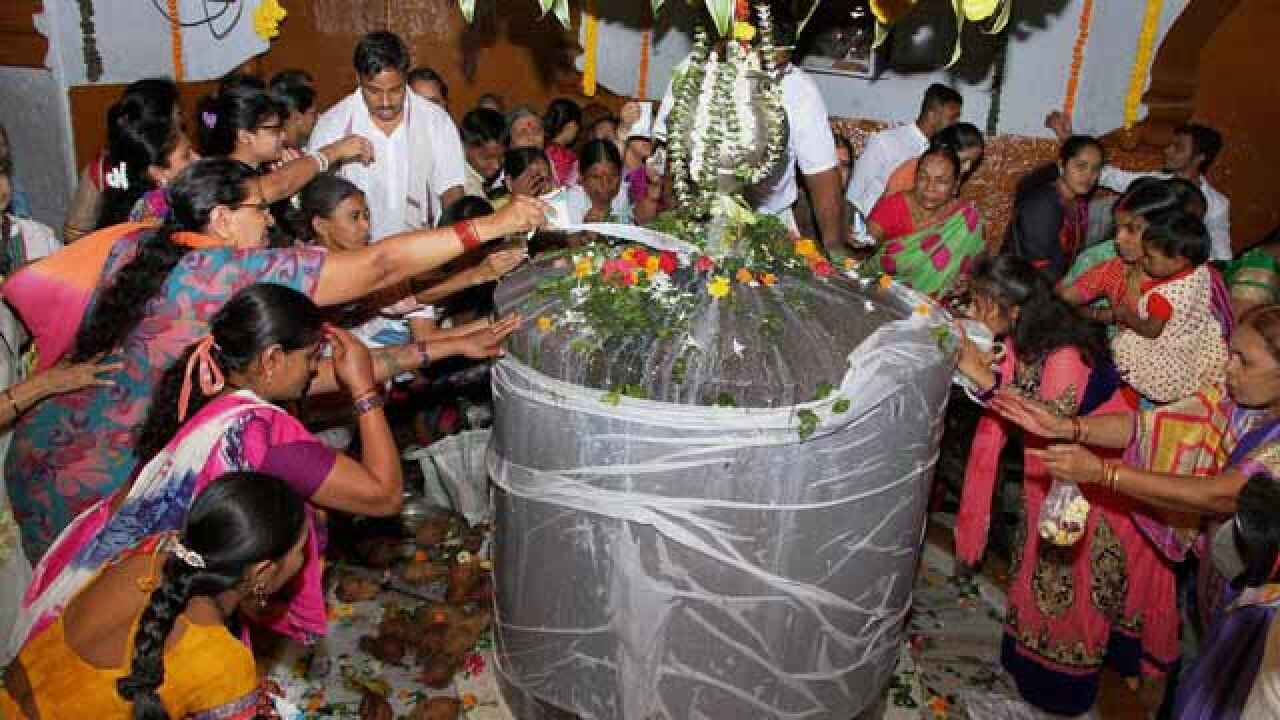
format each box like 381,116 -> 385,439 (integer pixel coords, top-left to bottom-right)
310,31 -> 466,241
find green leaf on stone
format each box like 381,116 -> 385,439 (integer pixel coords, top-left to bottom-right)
796,408 -> 820,440
833,397 -> 851,414
602,389 -> 622,406
814,382 -> 834,400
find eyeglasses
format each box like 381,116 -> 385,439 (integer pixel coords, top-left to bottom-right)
231,199 -> 272,214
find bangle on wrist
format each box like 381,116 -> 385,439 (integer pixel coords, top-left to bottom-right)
353,389 -> 385,416
307,149 -> 330,173
1070,416 -> 1081,442
454,220 -> 482,251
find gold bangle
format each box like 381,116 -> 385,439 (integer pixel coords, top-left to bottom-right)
1078,417 -> 1089,445
1070,416 -> 1081,442
1111,464 -> 1123,492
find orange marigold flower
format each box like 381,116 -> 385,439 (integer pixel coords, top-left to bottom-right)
878,274 -> 893,289
645,255 -> 662,276
915,303 -> 931,316
537,316 -> 554,332
462,692 -> 478,708
794,238 -> 818,258
759,272 -> 777,287
735,267 -> 754,284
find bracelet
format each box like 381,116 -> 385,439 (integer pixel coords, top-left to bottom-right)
414,340 -> 431,368
1110,463 -> 1123,492
353,389 -> 385,416
307,149 -> 330,173
975,369 -> 1003,403
1070,416 -> 1081,442
454,220 -> 482,252
3,388 -> 21,417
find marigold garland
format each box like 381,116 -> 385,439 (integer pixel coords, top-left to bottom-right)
1061,0 -> 1093,120
166,0 -> 184,81
1123,0 -> 1164,130
582,0 -> 599,97
636,29 -> 651,98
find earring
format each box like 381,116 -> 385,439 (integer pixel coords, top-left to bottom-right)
254,583 -> 268,608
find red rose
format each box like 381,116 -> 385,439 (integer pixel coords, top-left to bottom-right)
812,260 -> 834,278
695,255 -> 715,272
659,251 -> 678,274
620,269 -> 638,286
631,248 -> 649,267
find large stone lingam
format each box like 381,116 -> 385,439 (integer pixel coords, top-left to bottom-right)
485,9 -> 954,719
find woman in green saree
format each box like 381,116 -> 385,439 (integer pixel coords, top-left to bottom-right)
863,145 -> 985,296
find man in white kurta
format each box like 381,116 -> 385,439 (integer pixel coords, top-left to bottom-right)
309,31 -> 466,242
845,83 -> 963,218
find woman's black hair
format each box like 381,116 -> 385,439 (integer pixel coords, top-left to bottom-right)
117,471 -> 306,719
217,73 -> 266,95
1142,210 -> 1211,266
269,75 -> 316,117
440,195 -> 494,226
286,174 -> 364,245
916,145 -> 961,181
73,159 -> 258,363
98,80 -> 182,227
833,132 -> 853,158
542,98 -> 581,141
1232,473 -> 1280,589
503,146 -> 550,180
1165,177 -> 1208,219
195,85 -> 285,158
1059,134 -> 1103,164
578,138 -> 622,175
929,122 -> 984,154
135,283 -> 324,464
970,254 -> 1106,361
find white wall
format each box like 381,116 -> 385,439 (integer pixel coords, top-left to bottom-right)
585,0 -> 1187,138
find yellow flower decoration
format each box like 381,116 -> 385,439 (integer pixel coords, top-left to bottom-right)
707,276 -> 731,298
915,303 -> 931,316
574,257 -> 594,278
759,272 -> 777,287
537,316 -> 554,332
645,255 -> 662,276
877,274 -> 893,289
253,0 -> 288,41
620,247 -> 637,264
843,256 -> 858,270
733,21 -> 757,42
794,238 -> 818,259
735,267 -> 755,284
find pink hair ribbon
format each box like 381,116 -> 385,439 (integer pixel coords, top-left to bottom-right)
177,336 -> 226,422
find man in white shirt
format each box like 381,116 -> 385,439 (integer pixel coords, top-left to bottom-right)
1101,124 -> 1231,261
309,32 -> 466,242
846,83 -> 963,218
654,9 -> 844,253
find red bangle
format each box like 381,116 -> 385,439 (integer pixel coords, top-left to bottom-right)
454,220 -> 482,251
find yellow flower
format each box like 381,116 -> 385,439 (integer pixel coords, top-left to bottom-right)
915,303 -> 931,316
574,257 -> 594,278
707,276 -> 731,299
462,693 -> 479,708
878,274 -> 893,289
620,247 -> 637,264
843,256 -> 858,270
645,255 -> 661,276
253,0 -> 288,41
735,267 -> 755,284
794,238 -> 818,259
759,272 -> 777,287
537,316 -> 554,332
733,21 -> 757,42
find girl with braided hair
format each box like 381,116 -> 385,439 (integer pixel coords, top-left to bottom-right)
0,472 -> 306,718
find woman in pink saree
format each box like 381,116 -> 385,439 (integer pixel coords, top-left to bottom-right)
10,284 -> 511,655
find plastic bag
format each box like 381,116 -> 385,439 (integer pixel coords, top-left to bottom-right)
1038,478 -> 1090,546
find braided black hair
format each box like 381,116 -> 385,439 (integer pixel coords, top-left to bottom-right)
98,78 -> 182,227
72,158 -> 258,363
117,472 -> 306,719
134,283 -> 324,465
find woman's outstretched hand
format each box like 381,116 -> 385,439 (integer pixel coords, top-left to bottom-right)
990,392 -> 1072,440
453,314 -> 521,360
482,195 -> 551,238
326,324 -> 377,396
1027,444 -> 1106,485
36,354 -> 121,397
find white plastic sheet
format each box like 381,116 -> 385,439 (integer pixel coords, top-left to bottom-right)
487,296 -> 953,719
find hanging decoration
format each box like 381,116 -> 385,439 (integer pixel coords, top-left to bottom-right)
1123,0 -> 1164,129
582,0 -> 599,96
1061,0 -> 1094,121
166,0 -> 185,82
636,29 -> 651,99
985,25 -> 1009,137
76,0 -> 104,82
253,0 -> 289,41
